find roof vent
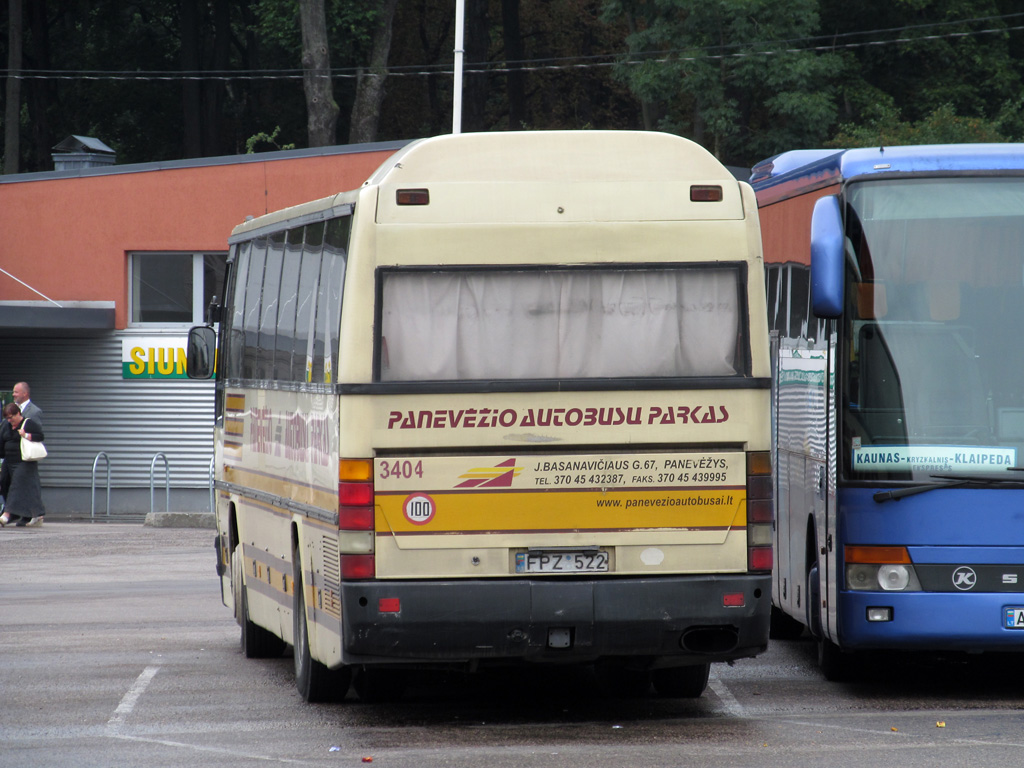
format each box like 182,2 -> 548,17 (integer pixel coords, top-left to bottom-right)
51,135 -> 116,171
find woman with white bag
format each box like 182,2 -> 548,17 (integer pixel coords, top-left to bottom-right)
0,402 -> 46,527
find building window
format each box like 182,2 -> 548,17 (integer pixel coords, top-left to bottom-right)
130,253 -> 227,325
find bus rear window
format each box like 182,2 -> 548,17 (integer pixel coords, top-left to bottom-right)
379,266 -> 746,381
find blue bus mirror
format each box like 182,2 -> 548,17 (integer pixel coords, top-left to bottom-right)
187,325 -> 217,379
810,194 -> 844,318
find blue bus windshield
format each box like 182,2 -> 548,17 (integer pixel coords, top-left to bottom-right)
843,176 -> 1024,480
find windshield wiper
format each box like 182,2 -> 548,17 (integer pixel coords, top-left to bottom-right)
873,472 -> 1024,503
873,479 -> 969,503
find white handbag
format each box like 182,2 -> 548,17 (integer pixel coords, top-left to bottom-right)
20,419 -> 47,461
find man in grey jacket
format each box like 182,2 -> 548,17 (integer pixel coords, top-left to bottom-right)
13,381 -> 41,424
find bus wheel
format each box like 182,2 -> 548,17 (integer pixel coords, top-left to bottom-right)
769,605 -> 806,640
236,545 -> 285,659
353,666 -> 408,703
595,661 -> 652,697
292,558 -> 352,703
651,663 -> 710,698
817,637 -> 852,682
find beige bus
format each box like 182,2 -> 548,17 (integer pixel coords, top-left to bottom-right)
187,130 -> 774,703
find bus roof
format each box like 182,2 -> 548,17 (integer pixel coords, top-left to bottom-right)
365,130 -> 735,186
231,130 -> 748,238
750,143 -> 1024,203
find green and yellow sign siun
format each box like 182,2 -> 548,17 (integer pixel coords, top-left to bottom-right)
122,337 -> 189,379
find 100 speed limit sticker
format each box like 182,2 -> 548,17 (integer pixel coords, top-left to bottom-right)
403,494 -> 436,525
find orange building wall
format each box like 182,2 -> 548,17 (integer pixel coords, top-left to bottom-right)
0,147 -> 399,328
758,183 -> 840,266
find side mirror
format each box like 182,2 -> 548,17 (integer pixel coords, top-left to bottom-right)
810,194 -> 844,318
187,325 -> 217,379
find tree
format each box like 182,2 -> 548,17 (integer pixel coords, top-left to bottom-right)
501,0 -> 525,130
603,0 -> 842,166
829,102 -> 1009,147
820,0 -> 1024,143
2,0 -> 1021,173
180,0 -> 203,157
348,0 -> 399,144
299,0 -> 339,146
4,0 -> 22,174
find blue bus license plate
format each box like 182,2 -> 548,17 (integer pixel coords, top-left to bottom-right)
1004,608 -> 1024,629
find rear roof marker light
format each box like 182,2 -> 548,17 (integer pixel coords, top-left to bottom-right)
396,188 -> 430,206
690,185 -> 723,202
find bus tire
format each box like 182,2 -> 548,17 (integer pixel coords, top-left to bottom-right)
293,554 -> 352,703
353,666 -> 408,703
769,605 -> 806,640
236,545 -> 286,659
817,637 -> 852,682
595,661 -> 652,698
651,663 -> 710,698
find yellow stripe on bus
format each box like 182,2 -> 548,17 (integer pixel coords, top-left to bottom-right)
376,487 -> 746,534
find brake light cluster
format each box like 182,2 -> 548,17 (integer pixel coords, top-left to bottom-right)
746,451 -> 774,572
339,459 -> 375,579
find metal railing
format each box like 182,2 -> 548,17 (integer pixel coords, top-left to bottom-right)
90,452 -> 111,520
150,453 -> 169,516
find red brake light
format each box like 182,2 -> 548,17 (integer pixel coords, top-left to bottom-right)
341,554 -> 375,579
339,505 -> 374,531
749,546 -> 773,571
339,482 -> 373,506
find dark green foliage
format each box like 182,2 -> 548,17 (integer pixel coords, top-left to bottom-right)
1,0 -> 1022,172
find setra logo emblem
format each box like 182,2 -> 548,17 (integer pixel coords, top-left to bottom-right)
952,566 -> 977,591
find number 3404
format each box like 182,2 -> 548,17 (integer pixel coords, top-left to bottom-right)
379,460 -> 423,480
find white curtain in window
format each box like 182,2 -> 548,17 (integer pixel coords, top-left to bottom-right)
381,269 -> 741,381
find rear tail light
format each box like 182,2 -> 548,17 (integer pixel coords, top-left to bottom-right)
339,459 -> 375,578
746,451 -> 773,572
340,554 -> 376,580
339,459 -> 374,531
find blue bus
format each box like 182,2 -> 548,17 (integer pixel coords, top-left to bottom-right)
751,144 -> 1024,678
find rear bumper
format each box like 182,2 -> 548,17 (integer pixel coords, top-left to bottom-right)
337,573 -> 771,666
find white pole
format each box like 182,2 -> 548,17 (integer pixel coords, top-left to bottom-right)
453,0 -> 464,134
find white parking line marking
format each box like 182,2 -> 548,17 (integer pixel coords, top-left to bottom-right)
708,667 -> 745,717
106,664 -> 161,732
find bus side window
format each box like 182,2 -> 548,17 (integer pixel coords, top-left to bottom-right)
258,232 -> 285,381
314,217 -> 350,384
275,228 -> 304,381
295,222 -> 324,383
242,238 -> 267,380
225,242 -> 250,380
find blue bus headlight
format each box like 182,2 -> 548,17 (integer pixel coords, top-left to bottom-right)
878,564 -> 911,591
845,546 -> 922,592
845,563 -> 922,592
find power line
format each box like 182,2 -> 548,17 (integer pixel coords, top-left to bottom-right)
1,14 -> 1021,82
